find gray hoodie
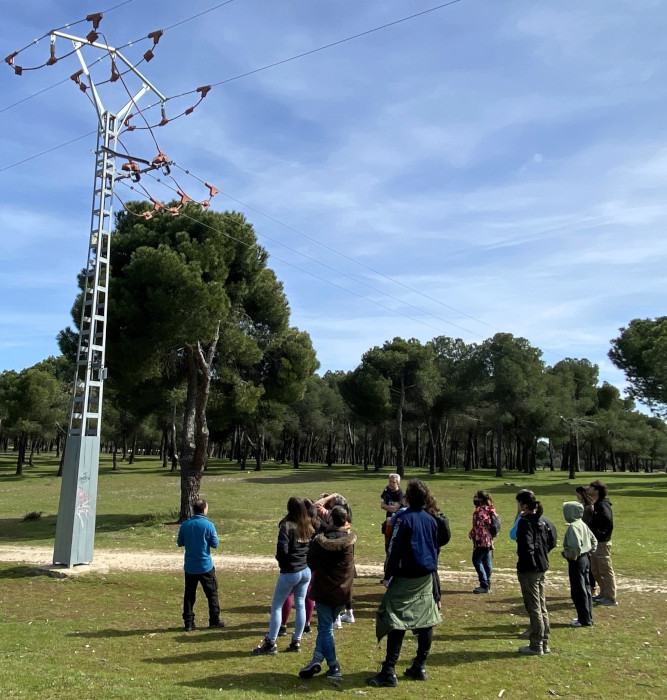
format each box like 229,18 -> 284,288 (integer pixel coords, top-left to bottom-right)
562,501 -> 598,560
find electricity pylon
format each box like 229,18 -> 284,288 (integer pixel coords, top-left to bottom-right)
50,31 -> 166,566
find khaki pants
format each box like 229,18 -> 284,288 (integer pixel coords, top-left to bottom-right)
517,570 -> 550,650
590,540 -> 617,602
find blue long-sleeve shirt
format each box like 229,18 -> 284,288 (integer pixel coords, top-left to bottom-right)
177,514 -> 218,574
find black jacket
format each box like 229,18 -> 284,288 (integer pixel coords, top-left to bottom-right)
275,521 -> 310,573
516,513 -> 557,573
589,498 -> 613,542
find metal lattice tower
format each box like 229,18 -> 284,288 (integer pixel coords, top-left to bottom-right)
52,32 -> 166,566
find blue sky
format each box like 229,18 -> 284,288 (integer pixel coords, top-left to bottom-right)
1,0 -> 666,405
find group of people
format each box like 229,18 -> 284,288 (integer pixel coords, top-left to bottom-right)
465,479 -> 617,656
176,476 -> 617,683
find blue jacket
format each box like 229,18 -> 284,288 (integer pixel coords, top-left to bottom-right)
385,507 -> 438,579
177,514 -> 218,574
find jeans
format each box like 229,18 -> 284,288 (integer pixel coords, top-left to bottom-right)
568,555 -> 593,625
281,579 -> 315,627
590,541 -> 616,602
472,547 -> 492,588
268,568 -> 311,642
312,602 -> 344,666
183,567 -> 221,626
517,570 -> 550,650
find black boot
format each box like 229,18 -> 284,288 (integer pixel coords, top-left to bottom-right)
366,663 -> 398,688
404,658 -> 427,681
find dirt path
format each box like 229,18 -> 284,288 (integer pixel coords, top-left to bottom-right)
1,545 -> 665,592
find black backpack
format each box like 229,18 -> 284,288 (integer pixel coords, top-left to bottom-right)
488,512 -> 501,538
433,512 -> 451,547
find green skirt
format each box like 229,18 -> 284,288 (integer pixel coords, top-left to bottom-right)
375,574 -> 442,642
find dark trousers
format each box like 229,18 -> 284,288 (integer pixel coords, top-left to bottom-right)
183,567 -> 221,626
385,627 -> 433,669
568,555 -> 593,625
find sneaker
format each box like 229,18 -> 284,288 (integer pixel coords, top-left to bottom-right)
299,659 -> 322,679
285,640 -> 301,653
326,663 -> 343,682
334,615 -> 343,629
303,624 -> 311,634
403,663 -> 427,681
473,586 -> 489,594
542,644 -> 551,654
277,625 -> 288,637
592,594 -> 604,602
366,667 -> 398,687
596,597 -> 618,606
184,624 -> 195,632
340,610 -> 355,623
518,629 -> 531,639
252,637 -> 278,656
209,620 -> 226,629
518,645 -> 543,656
571,619 -> 584,628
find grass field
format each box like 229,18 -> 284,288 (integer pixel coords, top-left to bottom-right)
0,454 -> 665,698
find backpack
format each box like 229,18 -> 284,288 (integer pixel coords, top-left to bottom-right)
433,511 -> 451,548
488,512 -> 501,538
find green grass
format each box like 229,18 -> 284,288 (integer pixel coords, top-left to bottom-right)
1,453 -> 665,580
0,454 -> 666,698
0,566 -> 664,699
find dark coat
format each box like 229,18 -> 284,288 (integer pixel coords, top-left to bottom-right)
589,498 -> 613,542
516,513 -> 557,573
385,508 -> 438,580
275,521 -> 310,573
307,528 -> 356,605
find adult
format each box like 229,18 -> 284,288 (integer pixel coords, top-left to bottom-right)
253,497 -> 314,655
586,480 -> 618,606
381,474 -> 404,552
561,501 -> 597,627
515,489 -> 556,656
575,485 -> 597,596
367,479 -> 442,687
299,506 -> 356,682
468,490 -> 498,594
176,498 -> 225,632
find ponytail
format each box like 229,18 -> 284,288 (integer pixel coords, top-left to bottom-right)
516,489 -> 542,517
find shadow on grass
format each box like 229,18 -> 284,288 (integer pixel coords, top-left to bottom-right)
0,512 -> 170,544
182,653 -> 520,693
507,477 -> 667,498
0,565 -> 42,579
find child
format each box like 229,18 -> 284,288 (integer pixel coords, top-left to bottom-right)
562,501 -> 598,627
468,490 -> 498,594
177,498 -> 225,631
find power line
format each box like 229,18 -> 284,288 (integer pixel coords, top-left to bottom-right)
116,180 -> 447,335
169,165 -> 484,338
0,0 -> 236,115
170,1 -> 464,99
0,131 -> 95,172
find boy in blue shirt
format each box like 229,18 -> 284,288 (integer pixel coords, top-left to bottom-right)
177,499 -> 225,631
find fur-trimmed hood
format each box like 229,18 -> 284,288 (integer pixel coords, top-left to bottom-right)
312,529 -> 357,551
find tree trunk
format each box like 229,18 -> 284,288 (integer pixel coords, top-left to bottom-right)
28,437 -> 36,467
255,427 -> 264,471
15,433 -> 26,476
326,429 -> 333,468
128,433 -> 138,465
293,435 -> 300,469
395,378 -> 405,478
495,418 -> 503,478
112,442 -> 118,471
179,327 -> 219,522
